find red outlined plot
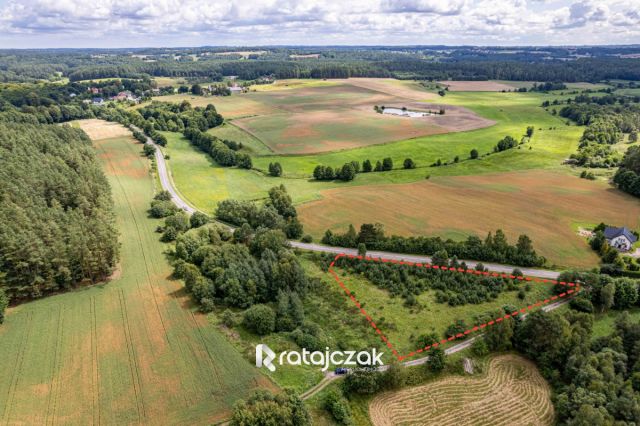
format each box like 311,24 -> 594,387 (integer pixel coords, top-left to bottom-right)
328,253 -> 582,361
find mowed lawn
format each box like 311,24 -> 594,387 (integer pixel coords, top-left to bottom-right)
333,267 -> 554,356
0,129 -> 271,425
298,170 -> 640,269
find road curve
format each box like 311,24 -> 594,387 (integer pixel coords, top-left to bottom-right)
140,127 -> 575,400
143,126 -> 563,280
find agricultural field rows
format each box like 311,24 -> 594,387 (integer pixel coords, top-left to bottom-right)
369,354 -> 554,426
0,127 -> 269,425
160,79 -> 627,267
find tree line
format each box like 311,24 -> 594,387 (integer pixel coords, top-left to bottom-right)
313,157 -> 402,182
329,254 -> 530,308
5,48 -> 640,84
322,223 -> 545,267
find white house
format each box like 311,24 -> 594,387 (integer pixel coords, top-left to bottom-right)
604,226 -> 637,251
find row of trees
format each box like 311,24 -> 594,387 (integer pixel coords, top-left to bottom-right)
312,158 -> 399,182
322,224 -> 545,267
313,163 -> 357,181
331,255 -> 528,307
183,127 -> 251,169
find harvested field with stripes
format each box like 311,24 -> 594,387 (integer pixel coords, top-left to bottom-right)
0,121 -> 271,425
369,354 -> 554,426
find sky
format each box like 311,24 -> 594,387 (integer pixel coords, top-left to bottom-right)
0,0 -> 639,48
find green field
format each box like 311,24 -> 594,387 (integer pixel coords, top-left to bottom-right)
164,85 -> 583,203
159,79 -> 638,269
0,130 -> 270,425
329,265 -> 554,356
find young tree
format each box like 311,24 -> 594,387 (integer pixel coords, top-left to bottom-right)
470,149 -> 479,159
357,243 -> 367,257
323,390 -> 353,425
382,157 -> 393,171
403,158 -> 416,169
243,304 -> 276,335
526,126 -> 535,138
143,143 -> 156,157
190,211 -> 210,228
269,162 -> 283,177
191,84 -> 203,95
236,153 -> 252,169
374,160 -> 383,172
426,347 -> 446,372
362,159 -> 373,172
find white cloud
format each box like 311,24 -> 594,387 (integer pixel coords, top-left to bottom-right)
0,0 -> 639,46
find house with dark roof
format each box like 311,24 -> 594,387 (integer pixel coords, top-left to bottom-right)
604,226 -> 637,251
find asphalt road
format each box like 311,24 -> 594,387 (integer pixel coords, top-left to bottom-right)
133,125 -> 196,214
290,242 -> 561,279
144,129 -> 563,279
142,129 -> 574,400
301,297 -> 572,399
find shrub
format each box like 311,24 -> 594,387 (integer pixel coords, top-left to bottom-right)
268,162 -> 283,177
143,143 -> 156,157
243,304 -> 276,335
471,338 -> 489,356
403,158 -> 416,169
323,390 -> 353,425
150,200 -> 179,218
190,211 -> 210,228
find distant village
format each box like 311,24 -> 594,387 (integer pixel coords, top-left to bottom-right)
83,76 -> 266,107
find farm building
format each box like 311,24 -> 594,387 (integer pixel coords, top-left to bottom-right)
92,97 -> 104,106
604,226 -> 637,251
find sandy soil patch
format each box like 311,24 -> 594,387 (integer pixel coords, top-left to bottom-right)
76,119 -> 132,140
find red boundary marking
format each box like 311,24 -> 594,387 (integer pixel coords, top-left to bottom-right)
328,253 -> 582,361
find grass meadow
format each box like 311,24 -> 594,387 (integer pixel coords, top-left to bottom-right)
158,78 -> 638,269
330,266 -> 554,356
0,128 -> 271,425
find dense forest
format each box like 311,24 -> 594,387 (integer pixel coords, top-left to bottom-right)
0,122 -> 118,300
559,94 -> 640,168
322,224 -> 545,267
2,47 -> 640,84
